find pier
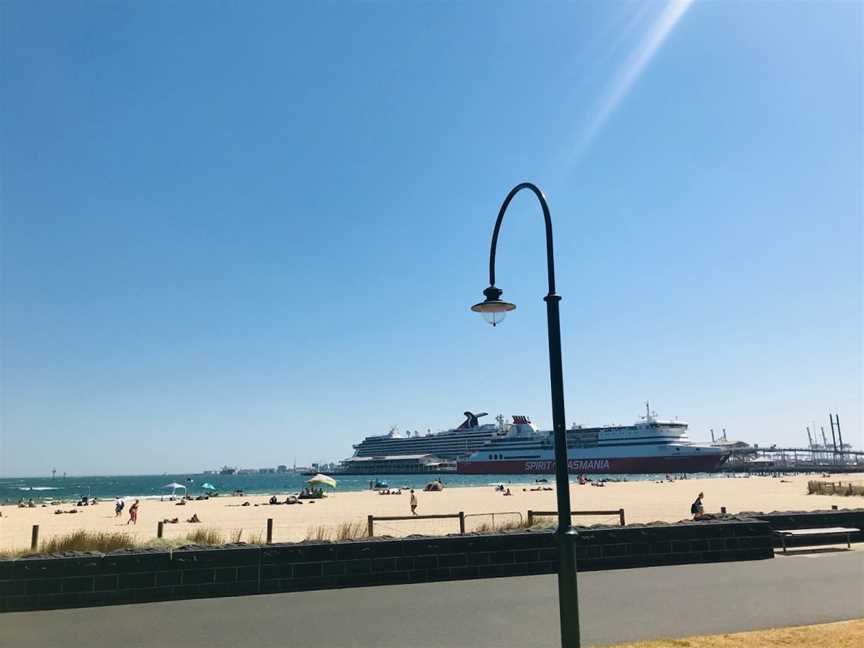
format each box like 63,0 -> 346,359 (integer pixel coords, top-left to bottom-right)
721,446 -> 864,474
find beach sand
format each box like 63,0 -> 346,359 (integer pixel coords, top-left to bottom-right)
1,473 -> 862,552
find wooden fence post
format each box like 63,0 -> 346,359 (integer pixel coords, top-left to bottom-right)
367,515 -> 374,538
527,510 -> 534,527
30,525 -> 39,551
831,505 -> 838,510
266,518 -> 273,544
720,507 -> 727,515
157,521 -> 164,539
618,509 -> 626,526
458,511 -> 465,534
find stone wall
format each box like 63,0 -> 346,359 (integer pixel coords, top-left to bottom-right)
1,518 -> 773,613
742,508 -> 864,545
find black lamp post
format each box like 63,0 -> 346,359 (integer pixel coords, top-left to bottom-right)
471,182 -> 580,647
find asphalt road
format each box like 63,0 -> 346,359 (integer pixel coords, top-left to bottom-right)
2,551 -> 862,648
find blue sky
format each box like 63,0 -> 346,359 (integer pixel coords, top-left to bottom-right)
2,1 -> 861,476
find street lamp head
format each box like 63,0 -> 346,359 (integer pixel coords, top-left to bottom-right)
471,286 -> 516,327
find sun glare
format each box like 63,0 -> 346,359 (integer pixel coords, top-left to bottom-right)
568,0 -> 695,162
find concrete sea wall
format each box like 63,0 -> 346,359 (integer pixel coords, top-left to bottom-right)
2,510 -> 860,612
2,518 -> 775,612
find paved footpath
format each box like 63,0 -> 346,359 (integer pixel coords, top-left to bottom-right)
2,551 -> 862,648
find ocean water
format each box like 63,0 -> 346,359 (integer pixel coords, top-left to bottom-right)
0,472 -> 714,503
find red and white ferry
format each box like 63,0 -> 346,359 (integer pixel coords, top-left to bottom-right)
457,405 -> 728,474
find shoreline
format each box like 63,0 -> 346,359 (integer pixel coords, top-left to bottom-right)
3,471 -> 848,505
2,472 -> 861,552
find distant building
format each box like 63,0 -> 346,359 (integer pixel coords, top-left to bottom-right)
276,465 -> 288,473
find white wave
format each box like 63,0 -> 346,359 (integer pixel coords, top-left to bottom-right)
17,486 -> 60,491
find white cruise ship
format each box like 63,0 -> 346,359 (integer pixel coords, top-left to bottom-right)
346,412 -> 504,463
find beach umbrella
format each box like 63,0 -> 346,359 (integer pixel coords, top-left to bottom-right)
306,474 -> 337,489
162,482 -> 187,497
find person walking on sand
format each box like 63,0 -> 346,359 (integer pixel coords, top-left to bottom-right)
127,499 -> 139,525
115,497 -> 124,518
409,489 -> 418,515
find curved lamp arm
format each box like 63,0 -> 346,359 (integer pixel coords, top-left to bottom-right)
488,182 -> 557,296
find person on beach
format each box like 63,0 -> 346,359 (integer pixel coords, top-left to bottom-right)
115,497 -> 124,517
127,499 -> 139,525
690,492 -> 704,519
409,489 -> 418,515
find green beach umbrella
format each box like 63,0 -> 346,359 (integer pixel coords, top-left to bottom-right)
306,474 -> 337,489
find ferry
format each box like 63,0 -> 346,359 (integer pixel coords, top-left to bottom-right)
457,405 -> 728,474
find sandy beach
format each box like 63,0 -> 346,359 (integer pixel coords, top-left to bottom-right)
1,473 -> 862,552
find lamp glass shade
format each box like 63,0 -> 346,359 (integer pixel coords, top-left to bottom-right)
471,298 -> 516,327
481,310 -> 508,327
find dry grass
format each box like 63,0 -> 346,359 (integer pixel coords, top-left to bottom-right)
184,528 -> 226,545
335,520 -> 367,541
182,528 -> 262,545
37,530 -> 136,554
604,620 -> 864,647
1,525 -> 271,556
302,521 -> 367,542
472,517 -> 530,534
304,525 -> 331,542
807,480 -> 864,497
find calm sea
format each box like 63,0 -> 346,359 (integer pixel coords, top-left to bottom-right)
0,472 -> 714,503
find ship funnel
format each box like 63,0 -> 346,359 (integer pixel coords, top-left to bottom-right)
458,411 -> 488,429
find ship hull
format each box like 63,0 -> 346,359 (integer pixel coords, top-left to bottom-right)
457,454 -> 727,475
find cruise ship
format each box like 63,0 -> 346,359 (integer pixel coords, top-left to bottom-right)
457,405 -> 728,474
346,412 -> 504,462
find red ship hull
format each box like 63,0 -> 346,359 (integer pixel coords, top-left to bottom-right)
457,454 -> 727,475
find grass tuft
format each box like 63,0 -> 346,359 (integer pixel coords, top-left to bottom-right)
470,515 -> 534,534
37,530 -> 136,554
335,520 -> 366,541
246,531 -> 263,545
184,528 -> 226,545
304,525 -> 331,542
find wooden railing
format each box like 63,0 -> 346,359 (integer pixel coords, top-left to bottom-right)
527,509 -> 625,527
367,512 -> 465,537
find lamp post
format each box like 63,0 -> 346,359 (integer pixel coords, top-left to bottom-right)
470,182 -> 580,647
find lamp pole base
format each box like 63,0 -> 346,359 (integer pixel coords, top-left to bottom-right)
557,527 -> 581,648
